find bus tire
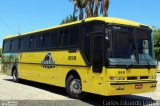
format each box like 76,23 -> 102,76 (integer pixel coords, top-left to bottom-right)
12,69 -> 20,82
66,74 -> 87,99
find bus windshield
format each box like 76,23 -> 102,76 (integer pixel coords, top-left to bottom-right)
106,26 -> 155,67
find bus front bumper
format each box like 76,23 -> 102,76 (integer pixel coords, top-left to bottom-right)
105,80 -> 157,96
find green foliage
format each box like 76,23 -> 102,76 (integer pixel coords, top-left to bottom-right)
154,47 -> 160,61
154,28 -> 160,61
60,14 -> 78,24
0,48 -> 2,58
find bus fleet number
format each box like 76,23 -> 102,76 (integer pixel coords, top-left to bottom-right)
118,71 -> 125,74
68,56 -> 76,60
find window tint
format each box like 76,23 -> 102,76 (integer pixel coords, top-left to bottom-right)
93,36 -> 103,72
20,36 -> 30,50
42,33 -> 50,48
85,23 -> 104,33
69,28 -> 79,46
3,40 -> 11,52
83,33 -> 91,64
30,35 -> 42,49
50,31 -> 58,48
11,38 -> 19,51
60,30 -> 69,47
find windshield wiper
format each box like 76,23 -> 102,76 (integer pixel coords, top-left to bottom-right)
126,60 -> 133,70
126,63 -> 133,70
142,53 -> 150,69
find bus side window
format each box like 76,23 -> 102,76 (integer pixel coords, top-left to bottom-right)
83,33 -> 91,64
3,40 -> 11,52
36,34 -> 43,49
10,38 -> 19,52
20,36 -> 30,51
42,33 -> 50,49
60,30 -> 69,48
69,28 -> 79,47
50,31 -> 58,48
30,35 -> 42,49
30,36 -> 36,49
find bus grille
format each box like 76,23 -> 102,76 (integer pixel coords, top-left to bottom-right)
127,76 -> 137,80
127,76 -> 149,80
140,76 -> 149,79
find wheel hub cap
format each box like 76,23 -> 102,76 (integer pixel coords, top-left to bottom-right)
70,79 -> 82,94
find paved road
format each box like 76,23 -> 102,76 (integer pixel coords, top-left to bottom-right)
0,74 -> 160,106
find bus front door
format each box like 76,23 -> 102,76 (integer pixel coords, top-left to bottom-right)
91,34 -> 104,73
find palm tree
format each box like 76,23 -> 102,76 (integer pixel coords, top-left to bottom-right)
85,0 -> 101,17
100,0 -> 110,16
69,0 -> 88,20
70,0 -> 110,20
60,14 -> 78,24
85,0 -> 94,17
93,0 -> 101,16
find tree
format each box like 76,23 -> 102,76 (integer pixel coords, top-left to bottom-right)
69,0 -> 88,20
60,14 -> 78,24
0,48 -> 2,58
154,28 -> 160,62
70,0 -> 110,20
100,0 -> 110,16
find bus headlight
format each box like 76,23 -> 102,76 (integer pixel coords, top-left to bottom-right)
110,77 -> 125,80
110,76 -> 114,81
116,77 -> 124,80
116,77 -> 120,80
150,76 -> 156,79
120,77 -> 124,80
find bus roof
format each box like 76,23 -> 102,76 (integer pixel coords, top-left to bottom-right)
4,17 -> 150,39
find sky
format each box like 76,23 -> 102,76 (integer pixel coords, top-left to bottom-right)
0,0 -> 160,47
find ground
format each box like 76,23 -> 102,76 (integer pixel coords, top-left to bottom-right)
0,73 -> 159,106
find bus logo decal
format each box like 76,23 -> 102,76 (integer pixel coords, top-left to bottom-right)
41,53 -> 55,69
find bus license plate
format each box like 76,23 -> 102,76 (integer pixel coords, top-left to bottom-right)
135,84 -> 143,89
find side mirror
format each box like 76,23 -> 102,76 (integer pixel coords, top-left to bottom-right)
105,35 -> 110,48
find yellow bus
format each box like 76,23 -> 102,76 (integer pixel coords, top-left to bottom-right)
2,17 -> 157,99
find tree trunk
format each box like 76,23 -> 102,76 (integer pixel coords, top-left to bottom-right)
79,9 -> 83,20
102,0 -> 110,17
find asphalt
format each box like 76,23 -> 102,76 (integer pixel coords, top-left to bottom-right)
0,74 -> 160,106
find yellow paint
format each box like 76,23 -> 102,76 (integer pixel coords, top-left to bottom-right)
18,50 -> 157,96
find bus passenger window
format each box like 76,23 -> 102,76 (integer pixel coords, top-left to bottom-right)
20,37 -> 30,51
11,38 -> 19,51
51,31 -> 58,48
42,33 -> 50,48
69,28 -> 79,47
30,35 -> 42,49
60,30 -> 69,47
3,40 -> 11,52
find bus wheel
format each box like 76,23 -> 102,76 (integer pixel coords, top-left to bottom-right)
66,74 -> 87,99
12,69 -> 19,82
